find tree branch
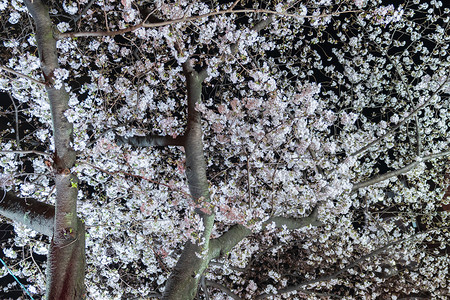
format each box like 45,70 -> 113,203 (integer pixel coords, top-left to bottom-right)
0,150 -> 51,156
162,60 -> 215,300
162,207 -> 321,300
73,0 -> 96,23
0,65 -> 46,86
24,0 -> 78,233
352,149 -> 450,191
229,0 -> 240,10
182,60 -> 214,227
205,15 -> 272,79
116,134 -> 185,147
58,8 -> 360,39
350,74 -> 449,158
415,115 -> 422,156
161,9 -> 320,295
352,161 -> 420,191
8,93 -> 20,155
200,275 -> 210,300
228,15 -> 273,56
162,241 -> 212,300
209,206 -> 322,260
209,225 -> 252,258
0,189 -> 54,237
294,289 -> 343,299
255,233 -> 423,299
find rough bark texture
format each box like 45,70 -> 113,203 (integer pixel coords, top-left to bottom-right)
0,190 -> 55,236
24,1 -> 85,298
182,62 -> 215,243
46,219 -> 86,300
24,1 -> 75,170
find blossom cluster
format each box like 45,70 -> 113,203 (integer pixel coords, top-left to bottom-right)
0,0 -> 449,298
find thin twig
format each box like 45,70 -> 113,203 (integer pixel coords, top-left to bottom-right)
8,93 -> 21,161
230,0 -> 240,10
8,93 -> 20,150
0,150 -> 51,156
350,74 -> 449,158
29,247 -> 44,278
73,0 -> 96,23
308,146 -> 325,178
102,0 -> 110,32
415,115 -> 422,156
58,8 -> 360,38
0,65 -> 46,86
60,234 -> 79,248
296,289 -> 343,299
269,155 -> 282,215
245,150 -> 252,208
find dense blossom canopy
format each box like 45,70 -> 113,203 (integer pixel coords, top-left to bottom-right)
0,0 -> 449,299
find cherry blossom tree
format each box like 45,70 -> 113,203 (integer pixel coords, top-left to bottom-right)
0,0 -> 449,299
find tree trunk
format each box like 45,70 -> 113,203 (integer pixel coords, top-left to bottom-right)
24,1 -> 86,298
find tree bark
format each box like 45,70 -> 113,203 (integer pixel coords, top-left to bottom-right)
162,61 -> 214,300
24,1 -> 85,298
46,218 -> 86,300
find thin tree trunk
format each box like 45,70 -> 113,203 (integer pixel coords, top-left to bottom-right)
162,60 -> 213,300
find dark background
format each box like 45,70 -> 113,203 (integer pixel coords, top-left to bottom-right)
0,92 -> 45,299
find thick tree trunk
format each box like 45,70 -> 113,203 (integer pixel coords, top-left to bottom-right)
24,1 -> 85,298
46,218 -> 86,300
162,241 -> 210,300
